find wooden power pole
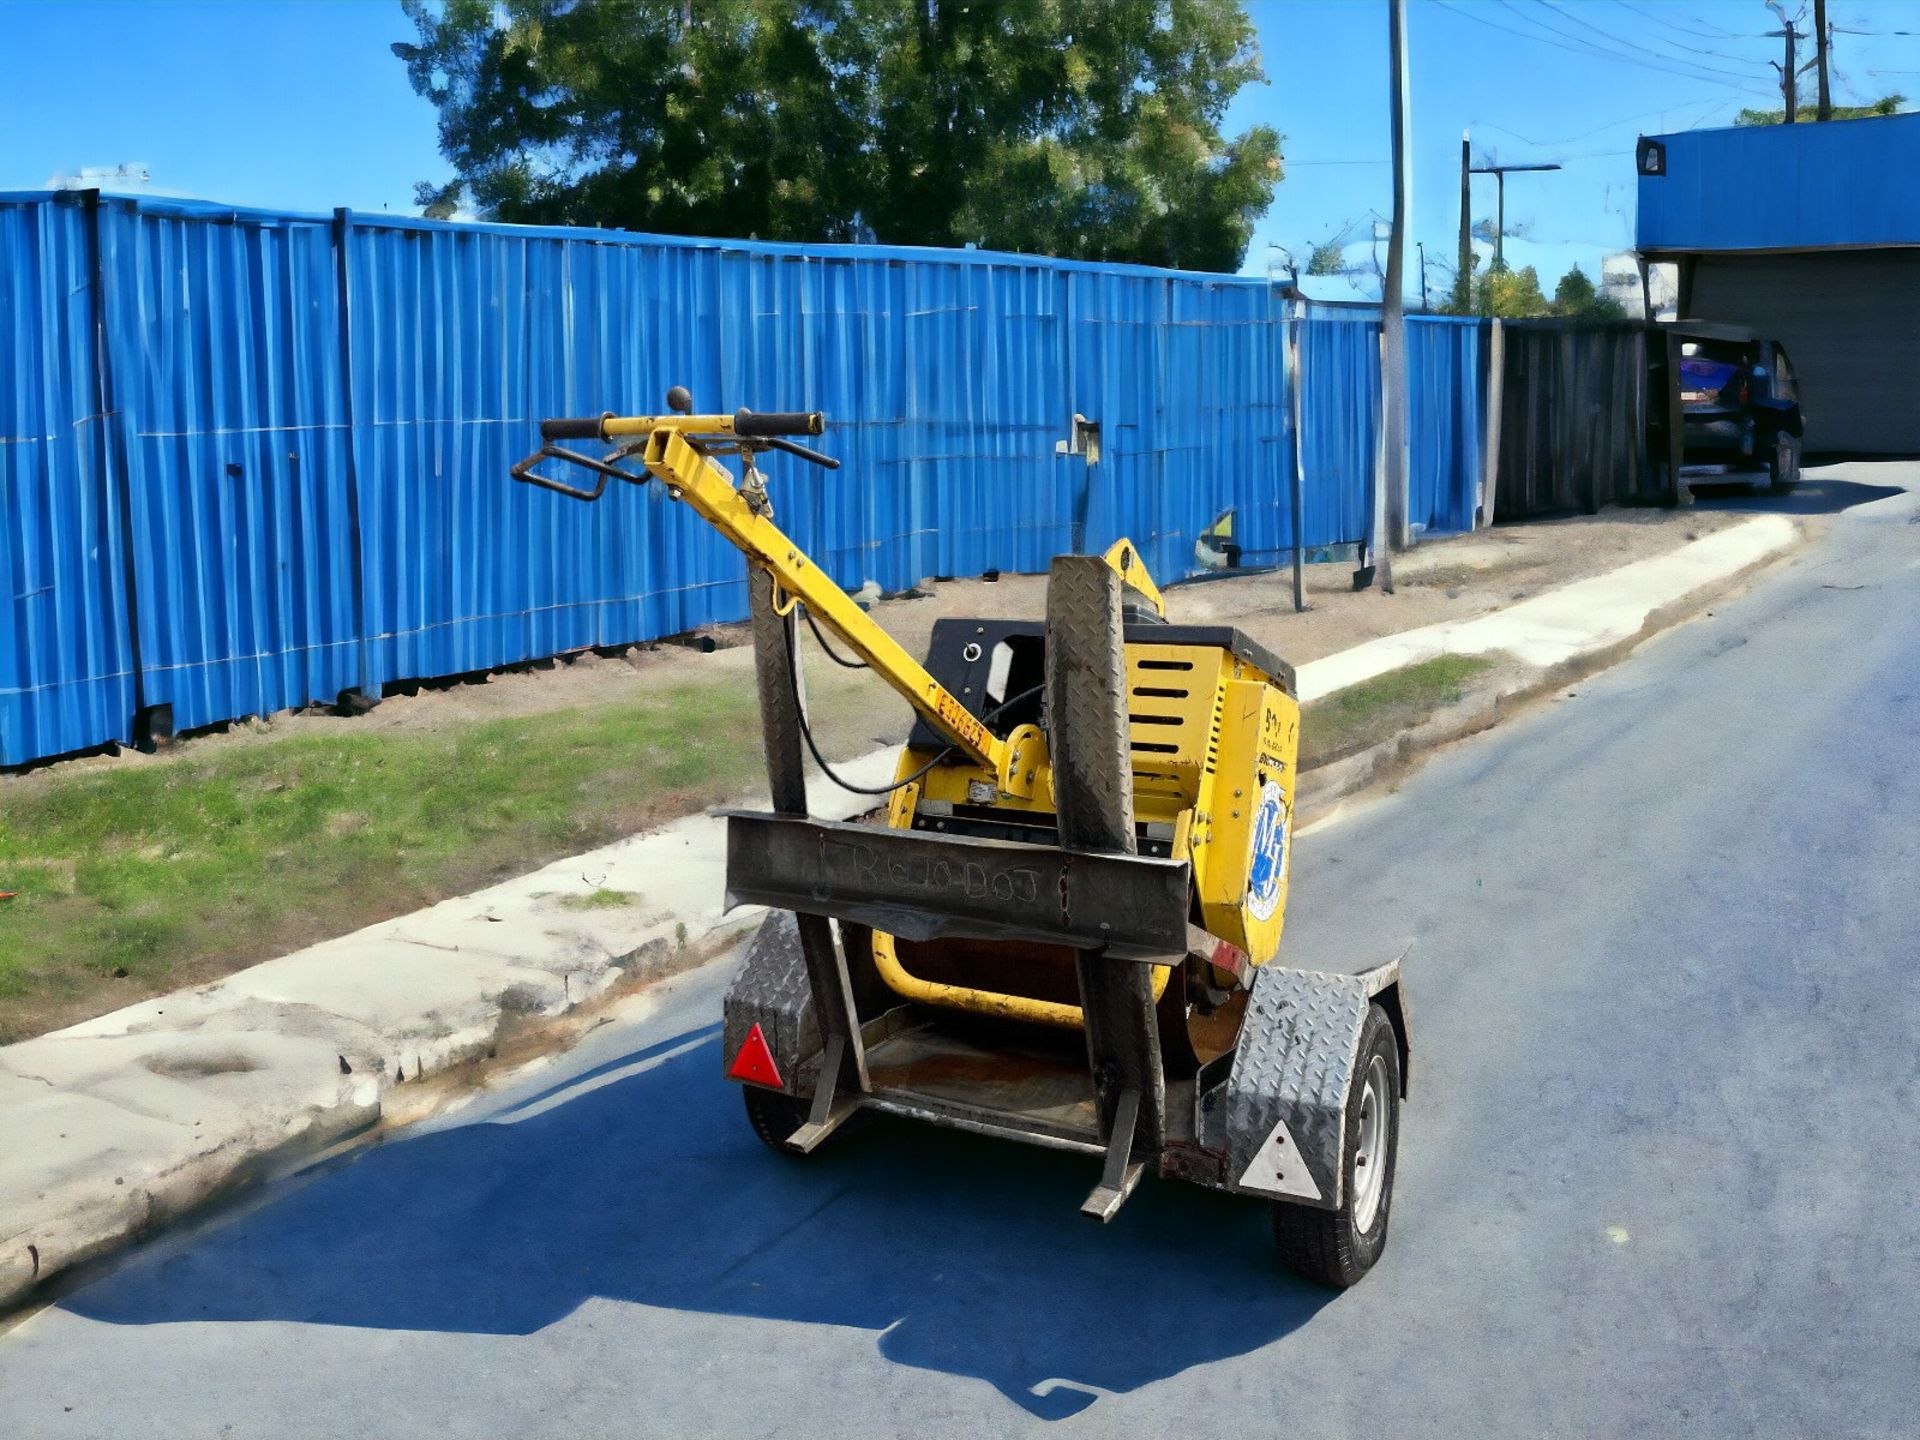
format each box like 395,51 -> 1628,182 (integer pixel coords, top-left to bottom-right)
1379,0 -> 1411,567
1815,0 -> 1831,120
1768,3 -> 1803,123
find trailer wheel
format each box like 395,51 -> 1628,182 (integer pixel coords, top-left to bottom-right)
742,1086 -> 810,1155
1270,1003 -> 1400,1288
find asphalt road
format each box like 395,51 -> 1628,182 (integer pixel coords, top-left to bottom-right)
4,466 -> 1916,1439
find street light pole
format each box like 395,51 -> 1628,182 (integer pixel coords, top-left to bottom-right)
1468,160 -> 1562,272
1458,129 -> 1472,308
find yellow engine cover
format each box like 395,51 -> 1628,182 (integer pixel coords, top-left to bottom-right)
1189,673 -> 1300,964
881,635 -> 1299,1025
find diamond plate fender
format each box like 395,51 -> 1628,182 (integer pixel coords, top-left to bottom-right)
1219,952 -> 1410,1211
721,909 -> 822,1095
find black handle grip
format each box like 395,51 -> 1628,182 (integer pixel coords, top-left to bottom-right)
733,408 -> 824,438
540,413 -> 612,442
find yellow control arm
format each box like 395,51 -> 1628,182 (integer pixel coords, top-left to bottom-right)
528,409 -> 1013,782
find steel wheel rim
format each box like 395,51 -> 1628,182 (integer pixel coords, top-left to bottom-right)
1352,1053 -> 1390,1232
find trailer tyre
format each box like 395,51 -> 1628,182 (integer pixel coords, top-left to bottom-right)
742,1086 -> 810,1155
1270,1003 -> 1400,1288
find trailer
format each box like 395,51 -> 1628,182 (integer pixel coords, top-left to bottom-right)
514,393 -> 1411,1285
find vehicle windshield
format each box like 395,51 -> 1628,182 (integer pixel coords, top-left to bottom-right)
1679,340 -> 1749,403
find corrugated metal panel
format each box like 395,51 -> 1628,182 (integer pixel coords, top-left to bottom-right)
1296,314 -> 1380,549
348,227 -> 1091,687
351,220 -> 610,683
1407,315 -> 1484,535
98,197 -> 361,731
1638,112 -> 1920,253
1073,270 -> 1293,580
0,196 -> 135,765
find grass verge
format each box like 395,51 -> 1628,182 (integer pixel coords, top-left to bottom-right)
3,652 -> 1494,1044
0,682 -> 805,1042
1298,654 -> 1495,769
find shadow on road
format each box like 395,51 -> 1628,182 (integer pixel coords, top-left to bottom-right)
57,1028 -> 1332,1419
1682,474 -> 1905,516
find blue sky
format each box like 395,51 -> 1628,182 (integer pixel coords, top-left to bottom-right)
3,0 -> 1917,295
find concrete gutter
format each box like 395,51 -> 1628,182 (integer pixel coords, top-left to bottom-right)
0,514 -> 1801,1314
1293,515 -> 1799,701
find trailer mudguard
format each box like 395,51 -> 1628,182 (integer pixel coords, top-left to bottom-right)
722,909 -> 823,1096
1217,953 -> 1410,1211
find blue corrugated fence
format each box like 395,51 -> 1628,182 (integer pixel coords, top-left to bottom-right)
0,191 -> 1487,767
1407,315 -> 1484,536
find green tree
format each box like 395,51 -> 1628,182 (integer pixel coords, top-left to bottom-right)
1735,93 -> 1905,125
1551,263 -> 1624,320
1474,264 -> 1549,318
1303,220 -> 1359,277
395,0 -> 1282,272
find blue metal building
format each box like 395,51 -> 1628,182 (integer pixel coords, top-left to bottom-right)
1637,111 -> 1920,453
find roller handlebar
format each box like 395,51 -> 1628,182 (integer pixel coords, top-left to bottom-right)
519,403 -> 835,499
537,408 -> 825,442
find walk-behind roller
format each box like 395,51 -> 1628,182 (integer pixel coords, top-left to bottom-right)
514,394 -> 1411,1286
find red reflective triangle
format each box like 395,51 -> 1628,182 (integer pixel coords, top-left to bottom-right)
728,1023 -> 784,1089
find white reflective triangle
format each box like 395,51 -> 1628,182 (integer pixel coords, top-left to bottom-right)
1236,1117 -> 1324,1201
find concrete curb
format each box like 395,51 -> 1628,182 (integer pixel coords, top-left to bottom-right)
0,515 -> 1802,1315
1296,515 -> 1803,816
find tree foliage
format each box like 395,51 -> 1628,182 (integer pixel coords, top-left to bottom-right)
1551,263 -> 1624,320
394,0 -> 1282,271
1449,261 -> 1623,321
1475,264 -> 1549,318
1735,93 -> 1905,126
1303,221 -> 1358,277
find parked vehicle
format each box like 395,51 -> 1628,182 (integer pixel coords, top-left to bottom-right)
1674,325 -> 1803,491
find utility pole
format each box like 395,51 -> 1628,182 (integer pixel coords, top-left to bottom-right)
1469,160 -> 1562,272
1458,130 -> 1473,310
1417,241 -> 1429,310
1814,0 -> 1831,120
1768,2 -> 1803,123
1380,0 -> 1411,566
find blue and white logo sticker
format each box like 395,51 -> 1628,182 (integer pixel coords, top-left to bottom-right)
1246,778 -> 1290,923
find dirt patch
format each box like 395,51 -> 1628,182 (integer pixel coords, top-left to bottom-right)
143,1050 -> 261,1080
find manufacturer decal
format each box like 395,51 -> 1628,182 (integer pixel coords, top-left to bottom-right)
1246,778 -> 1290,923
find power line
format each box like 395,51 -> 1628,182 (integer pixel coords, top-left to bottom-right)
1432,0 -> 1776,96
1515,0 -> 1777,84
1471,91 -> 1746,148
1610,0 -> 1751,43
1546,0 -> 1771,70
